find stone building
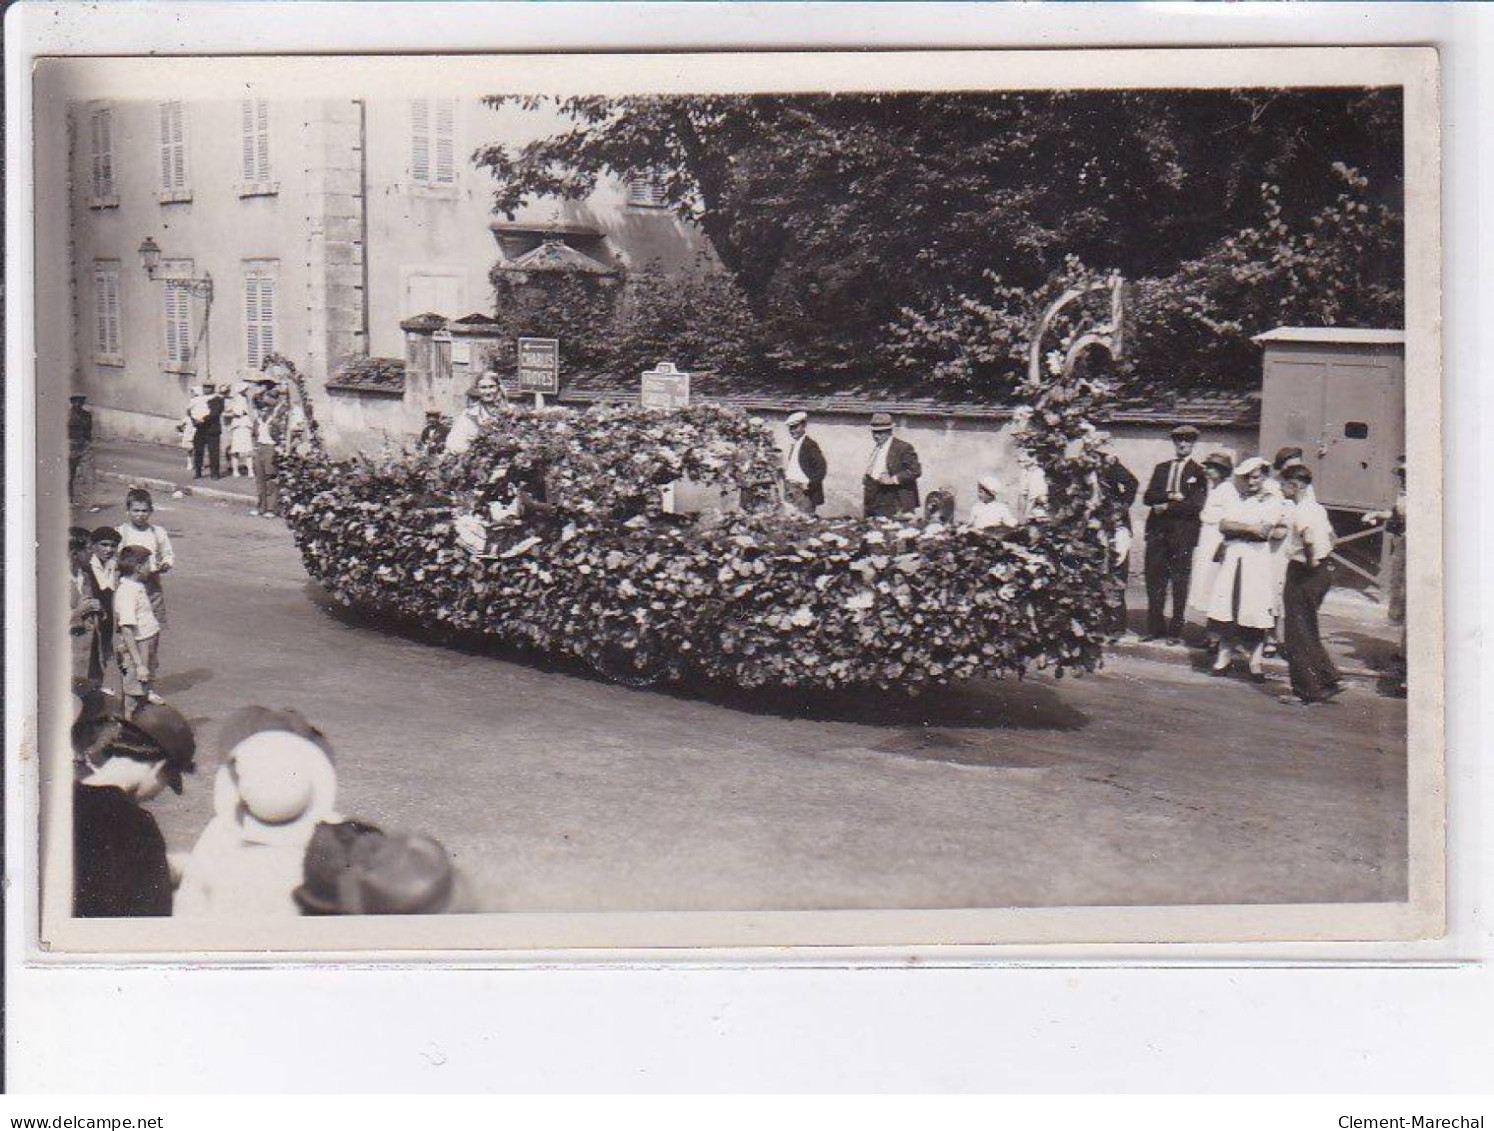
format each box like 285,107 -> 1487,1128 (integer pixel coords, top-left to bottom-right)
68,95 -> 705,446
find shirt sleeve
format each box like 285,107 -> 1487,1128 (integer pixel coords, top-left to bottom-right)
155,527 -> 175,570
114,586 -> 137,628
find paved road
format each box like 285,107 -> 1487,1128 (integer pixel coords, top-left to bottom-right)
72,491 -> 1408,913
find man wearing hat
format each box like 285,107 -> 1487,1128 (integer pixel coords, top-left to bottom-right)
782,411 -> 828,514
418,407 -> 451,453
190,381 -> 225,479
67,393 -> 97,508
1141,424 -> 1208,642
862,413 -> 922,518
73,702 -> 197,917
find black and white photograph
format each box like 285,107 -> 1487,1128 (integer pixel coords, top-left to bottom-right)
29,47 -> 1441,952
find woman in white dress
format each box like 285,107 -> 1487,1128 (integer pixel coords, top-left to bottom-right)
1206,457 -> 1290,680
444,371 -> 509,455
1187,450 -> 1238,643
178,385 -> 201,470
222,381 -> 256,477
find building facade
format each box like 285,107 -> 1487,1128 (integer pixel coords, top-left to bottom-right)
69,96 -> 705,446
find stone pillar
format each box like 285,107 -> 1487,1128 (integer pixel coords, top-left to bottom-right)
401,312 -> 449,419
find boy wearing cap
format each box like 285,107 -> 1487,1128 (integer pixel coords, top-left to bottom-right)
73,702 -> 196,917
782,412 -> 828,514
1141,424 -> 1208,642
862,413 -> 921,518
1277,464 -> 1341,705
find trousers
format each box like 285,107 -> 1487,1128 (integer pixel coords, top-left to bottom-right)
192,425 -> 221,478
1144,523 -> 1196,637
1282,560 -> 1339,702
253,444 -> 280,514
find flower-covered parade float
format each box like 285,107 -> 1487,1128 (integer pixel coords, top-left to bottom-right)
275,279 -> 1129,692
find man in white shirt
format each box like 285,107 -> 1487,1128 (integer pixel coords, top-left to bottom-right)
782,411 -> 828,514
1277,464 -> 1341,705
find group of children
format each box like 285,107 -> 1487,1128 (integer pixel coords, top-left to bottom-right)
69,486 -> 174,715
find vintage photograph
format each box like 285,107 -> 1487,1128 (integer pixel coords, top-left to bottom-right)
32,49 -> 1440,951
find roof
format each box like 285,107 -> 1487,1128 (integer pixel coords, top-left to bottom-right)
326,356 -> 407,397
398,311 -> 448,333
490,219 -> 605,239
1252,327 -> 1405,345
496,239 -> 618,277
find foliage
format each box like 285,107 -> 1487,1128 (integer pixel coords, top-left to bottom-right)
486,270 -> 623,373
476,88 -> 1403,392
277,390 -> 1115,692
604,259 -> 763,378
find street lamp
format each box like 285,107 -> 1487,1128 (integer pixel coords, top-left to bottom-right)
138,236 -> 214,382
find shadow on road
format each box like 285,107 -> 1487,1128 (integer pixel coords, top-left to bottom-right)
155,666 -> 214,696
306,582 -> 1090,732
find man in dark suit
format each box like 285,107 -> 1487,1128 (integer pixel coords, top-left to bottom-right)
191,381 -> 226,480
862,412 -> 921,518
1142,424 -> 1208,642
1100,453 -> 1141,637
782,411 -> 829,514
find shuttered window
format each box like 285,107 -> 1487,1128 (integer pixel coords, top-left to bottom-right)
411,98 -> 456,186
93,262 -> 122,361
240,99 -> 271,184
162,261 -> 194,370
89,107 -> 116,201
158,101 -> 190,197
243,264 -> 277,370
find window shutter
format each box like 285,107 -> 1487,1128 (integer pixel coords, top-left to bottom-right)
435,99 -> 455,184
99,109 -> 113,196
159,102 -> 173,191
411,99 -> 430,183
104,271 -> 121,357
258,276 -> 275,361
171,103 -> 186,190
244,277 -> 260,368
94,269 -> 109,355
241,100 -> 255,181
90,112 -> 104,197
255,99 -> 270,182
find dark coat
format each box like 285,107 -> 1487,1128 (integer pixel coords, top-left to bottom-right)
197,394 -> 225,436
862,436 -> 922,517
1142,457 -> 1207,535
793,435 -> 829,506
74,783 -> 172,917
1101,459 -> 1140,531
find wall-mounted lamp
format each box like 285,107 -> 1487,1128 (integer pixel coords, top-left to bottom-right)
138,236 -> 214,381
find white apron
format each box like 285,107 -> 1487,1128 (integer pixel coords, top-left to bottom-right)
1207,489 -> 1286,629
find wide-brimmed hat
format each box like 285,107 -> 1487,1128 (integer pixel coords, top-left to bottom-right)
294,821 -> 457,916
213,707 -> 337,846
1234,456 -> 1269,478
1202,450 -> 1236,473
121,702 -> 198,794
869,412 -> 894,430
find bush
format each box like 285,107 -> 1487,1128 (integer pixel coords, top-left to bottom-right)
278,397 -> 1116,692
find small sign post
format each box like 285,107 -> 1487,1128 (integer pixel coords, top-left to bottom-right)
518,337 -> 560,409
640,361 -> 692,411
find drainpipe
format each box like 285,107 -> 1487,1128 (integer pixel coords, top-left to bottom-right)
356,98 -> 371,354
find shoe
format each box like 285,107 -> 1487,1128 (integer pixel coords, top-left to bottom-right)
249,508 -> 260,516
1165,636 -> 1184,648
145,691 -> 165,705
1248,668 -> 1267,684
1277,694 -> 1322,707
1140,634 -> 1163,643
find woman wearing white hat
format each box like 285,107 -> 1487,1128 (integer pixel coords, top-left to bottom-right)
1206,457 -> 1290,679
969,475 -> 1017,531
221,380 -> 256,478
1187,450 -> 1239,635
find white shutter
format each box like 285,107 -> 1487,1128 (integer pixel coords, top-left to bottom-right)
241,99 -> 271,182
241,100 -> 256,181
258,275 -> 276,361
103,270 -> 121,357
159,102 -> 173,191
244,276 -> 260,368
244,267 -> 277,370
94,268 -> 109,355
411,99 -> 430,183
435,99 -> 455,184
255,99 -> 270,182
165,280 -> 192,368
98,109 -> 114,196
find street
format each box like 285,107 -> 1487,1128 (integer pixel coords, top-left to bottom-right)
75,486 -> 1408,913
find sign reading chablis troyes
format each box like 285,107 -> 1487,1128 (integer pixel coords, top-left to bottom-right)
517,337 -> 560,394
641,361 -> 691,410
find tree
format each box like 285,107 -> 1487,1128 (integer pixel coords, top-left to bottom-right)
476,87 -> 1403,392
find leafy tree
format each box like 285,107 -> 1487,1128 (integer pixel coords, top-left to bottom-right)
476,87 -> 1402,393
